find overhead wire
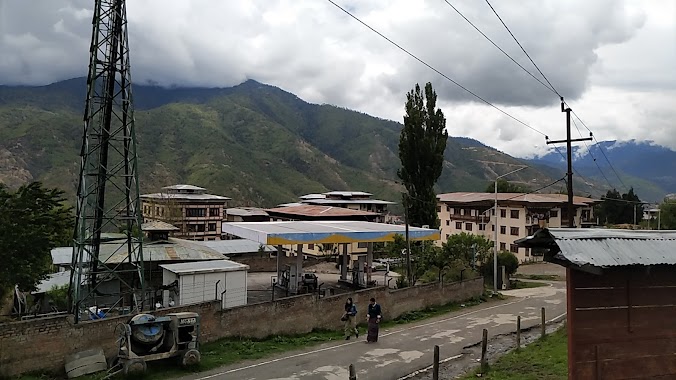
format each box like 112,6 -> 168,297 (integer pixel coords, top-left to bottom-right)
439,0 -> 557,95
325,0 -> 576,181
480,0 -> 625,193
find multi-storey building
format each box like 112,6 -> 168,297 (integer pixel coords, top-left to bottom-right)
298,191 -> 395,223
437,192 -> 601,262
141,184 -> 230,241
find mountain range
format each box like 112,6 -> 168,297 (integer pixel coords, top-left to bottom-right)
0,78 -> 672,210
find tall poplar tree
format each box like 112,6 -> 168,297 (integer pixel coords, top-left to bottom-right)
398,82 -> 448,228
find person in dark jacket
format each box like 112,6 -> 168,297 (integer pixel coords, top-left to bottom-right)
343,297 -> 358,340
366,297 -> 382,343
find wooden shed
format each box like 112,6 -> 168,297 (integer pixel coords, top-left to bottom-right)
518,228 -> 676,380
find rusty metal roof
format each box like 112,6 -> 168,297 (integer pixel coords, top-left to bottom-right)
517,228 -> 676,268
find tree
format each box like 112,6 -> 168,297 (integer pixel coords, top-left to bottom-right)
485,179 -> 530,193
441,233 -> 493,270
0,183 -> 74,297
596,188 -> 642,225
398,82 -> 448,229
479,251 -> 519,280
419,243 -> 449,282
660,200 -> 676,229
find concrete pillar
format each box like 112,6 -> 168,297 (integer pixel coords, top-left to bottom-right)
366,242 -> 373,286
341,243 -> 348,281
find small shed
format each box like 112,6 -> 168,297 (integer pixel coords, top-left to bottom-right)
517,228 -> 676,380
159,260 -> 249,309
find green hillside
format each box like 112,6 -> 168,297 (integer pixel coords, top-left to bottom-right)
0,78 -> 604,211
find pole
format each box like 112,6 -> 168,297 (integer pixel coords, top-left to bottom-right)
433,345 -> 440,380
564,101 -> 574,228
516,315 -> 521,349
349,363 -> 357,380
633,204 -> 637,226
658,208 -> 662,230
541,307 -> 546,338
404,194 -> 412,286
494,180 -> 499,293
480,328 -> 488,373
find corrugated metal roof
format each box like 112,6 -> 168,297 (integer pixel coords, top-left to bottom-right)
303,199 -> 395,205
162,184 -> 206,191
34,271 -> 71,294
197,239 -> 276,255
225,207 -> 269,217
141,193 -> 231,201
160,259 -> 249,274
142,221 -> 179,231
518,228 -> 676,268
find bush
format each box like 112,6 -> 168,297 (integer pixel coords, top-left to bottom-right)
480,251 -> 519,278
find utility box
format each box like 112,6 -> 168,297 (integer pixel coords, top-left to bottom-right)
160,260 -> 249,309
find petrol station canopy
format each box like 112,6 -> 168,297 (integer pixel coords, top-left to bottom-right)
220,221 -> 440,246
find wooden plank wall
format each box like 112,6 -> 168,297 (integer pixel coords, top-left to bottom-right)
569,266 -> 676,379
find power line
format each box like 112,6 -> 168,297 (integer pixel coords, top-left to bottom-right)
484,0 -> 561,98
480,0 -> 624,194
326,0 -> 546,137
327,0 -> 594,195
567,108 -> 629,191
570,117 -> 615,189
504,176 -> 567,201
439,0 -> 557,95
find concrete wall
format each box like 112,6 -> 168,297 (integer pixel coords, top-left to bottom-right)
0,278 -> 483,377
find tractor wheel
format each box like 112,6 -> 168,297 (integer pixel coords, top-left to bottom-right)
181,349 -> 201,367
123,358 -> 146,375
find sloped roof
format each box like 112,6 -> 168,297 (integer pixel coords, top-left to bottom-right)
265,205 -> 379,218
225,207 -> 269,217
197,239 -> 276,255
160,259 -> 249,275
142,221 -> 179,231
437,192 -> 599,207
516,228 -> 676,269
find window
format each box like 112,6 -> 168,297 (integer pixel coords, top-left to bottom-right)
207,238 -> 216,241
160,207 -> 164,217
525,248 -> 530,257
155,207 -> 160,215
197,224 -> 205,232
186,208 -> 206,217
446,220 -> 450,226
446,206 -> 451,212
465,223 -> 472,231
357,242 -> 368,248
510,244 -> 519,253
456,222 -> 462,229
510,210 -> 520,219
500,209 -> 506,218
499,242 -> 506,250
500,226 -> 506,234
492,225 -> 495,232
510,227 -> 519,236
307,244 -> 315,250
479,224 -> 486,231
446,234 -> 450,240
209,208 -> 220,217
436,206 -> 442,212
208,223 -> 217,231
454,208 -> 461,215
550,210 -> 558,218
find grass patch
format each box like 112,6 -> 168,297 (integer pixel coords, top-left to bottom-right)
463,327 -> 567,380
12,293 -> 501,380
513,274 -> 563,281
510,280 -> 548,290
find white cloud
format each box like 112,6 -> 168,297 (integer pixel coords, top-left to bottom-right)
0,0 -> 673,156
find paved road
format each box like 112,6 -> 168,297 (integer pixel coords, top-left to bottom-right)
179,282 -> 566,380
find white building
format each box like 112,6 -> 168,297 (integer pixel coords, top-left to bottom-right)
160,260 -> 249,309
437,192 -> 601,262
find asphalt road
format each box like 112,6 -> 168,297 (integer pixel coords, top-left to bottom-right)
178,281 -> 566,380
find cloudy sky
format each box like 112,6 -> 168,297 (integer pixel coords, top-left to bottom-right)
0,0 -> 674,157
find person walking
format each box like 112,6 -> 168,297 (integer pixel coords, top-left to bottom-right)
366,297 -> 382,343
343,297 -> 359,340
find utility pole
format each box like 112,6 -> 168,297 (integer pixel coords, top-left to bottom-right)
546,98 -> 592,228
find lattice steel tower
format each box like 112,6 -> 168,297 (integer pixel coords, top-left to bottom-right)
69,0 -> 144,321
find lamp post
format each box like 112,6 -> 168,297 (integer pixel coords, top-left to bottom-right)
493,165 -> 528,293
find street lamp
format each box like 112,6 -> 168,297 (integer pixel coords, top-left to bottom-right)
493,165 -> 528,293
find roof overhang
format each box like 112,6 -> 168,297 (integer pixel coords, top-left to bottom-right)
220,221 -> 440,245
